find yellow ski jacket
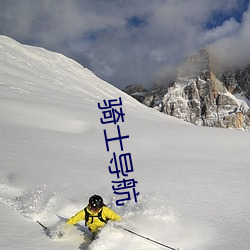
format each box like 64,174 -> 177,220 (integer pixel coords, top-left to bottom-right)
67,206 -> 121,233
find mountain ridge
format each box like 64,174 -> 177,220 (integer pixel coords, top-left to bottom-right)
123,49 -> 250,130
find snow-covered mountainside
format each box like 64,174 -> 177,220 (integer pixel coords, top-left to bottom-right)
124,49 -> 250,130
0,36 -> 250,250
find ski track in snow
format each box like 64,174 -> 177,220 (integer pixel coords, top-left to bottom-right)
0,179 -> 212,250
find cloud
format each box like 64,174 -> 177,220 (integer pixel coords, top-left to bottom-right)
200,18 -> 240,45
209,4 -> 250,69
0,0 -> 249,89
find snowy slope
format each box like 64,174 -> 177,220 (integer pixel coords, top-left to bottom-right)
0,36 -> 250,250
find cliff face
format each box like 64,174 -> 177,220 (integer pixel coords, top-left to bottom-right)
218,66 -> 250,99
123,49 -> 250,130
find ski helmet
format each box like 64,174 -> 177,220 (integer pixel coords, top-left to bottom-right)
89,195 -> 104,210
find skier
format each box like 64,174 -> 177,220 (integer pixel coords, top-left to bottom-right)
66,194 -> 121,239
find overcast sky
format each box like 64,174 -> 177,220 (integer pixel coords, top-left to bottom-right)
0,0 -> 249,89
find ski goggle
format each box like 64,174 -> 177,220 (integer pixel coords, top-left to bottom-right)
90,204 -> 100,212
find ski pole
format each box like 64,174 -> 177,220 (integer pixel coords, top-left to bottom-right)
122,227 -> 180,250
37,220 -> 48,231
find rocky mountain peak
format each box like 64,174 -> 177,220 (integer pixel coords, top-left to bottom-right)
123,49 -> 250,130
177,49 -> 210,78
